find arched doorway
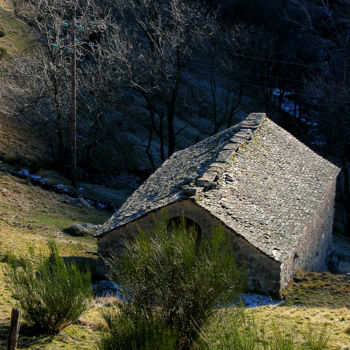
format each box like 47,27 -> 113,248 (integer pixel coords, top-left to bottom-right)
167,216 -> 202,245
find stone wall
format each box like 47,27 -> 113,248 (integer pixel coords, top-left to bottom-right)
280,179 -> 337,290
97,199 -> 282,296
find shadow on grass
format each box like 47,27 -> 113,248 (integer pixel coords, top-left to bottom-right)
0,320 -> 9,348
0,321 -> 55,349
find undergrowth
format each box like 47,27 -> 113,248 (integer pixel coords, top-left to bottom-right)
6,240 -> 92,334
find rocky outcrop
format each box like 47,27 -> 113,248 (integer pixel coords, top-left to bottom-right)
64,223 -> 102,237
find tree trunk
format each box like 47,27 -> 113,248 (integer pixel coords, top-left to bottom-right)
146,127 -> 156,171
146,97 -> 165,162
210,43 -> 218,134
70,18 -> 77,187
53,82 -> 65,163
227,84 -> 242,128
167,102 -> 175,158
159,112 -> 165,162
167,48 -> 181,158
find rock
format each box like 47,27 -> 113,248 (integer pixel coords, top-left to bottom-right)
181,186 -> 197,197
78,197 -> 93,208
63,223 -> 102,237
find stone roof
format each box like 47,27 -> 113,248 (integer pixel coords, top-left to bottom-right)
96,113 -> 340,262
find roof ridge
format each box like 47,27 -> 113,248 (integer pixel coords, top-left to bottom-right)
181,113 -> 266,196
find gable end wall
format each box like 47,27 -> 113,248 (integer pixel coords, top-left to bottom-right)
97,200 -> 281,296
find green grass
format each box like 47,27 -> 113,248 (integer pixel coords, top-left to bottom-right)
0,3 -> 36,58
0,172 -> 350,349
0,172 -> 111,349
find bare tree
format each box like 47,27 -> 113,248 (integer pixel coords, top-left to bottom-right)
286,0 -> 350,236
220,24 -> 277,114
4,0 -> 113,185
108,0 -> 216,160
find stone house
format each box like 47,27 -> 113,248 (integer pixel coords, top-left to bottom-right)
95,113 -> 340,296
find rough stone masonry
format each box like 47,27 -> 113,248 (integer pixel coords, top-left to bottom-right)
95,113 -> 340,296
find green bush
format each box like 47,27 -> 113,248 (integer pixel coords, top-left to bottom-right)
105,214 -> 245,349
7,240 -> 92,334
0,29 -> 5,37
100,309 -> 177,350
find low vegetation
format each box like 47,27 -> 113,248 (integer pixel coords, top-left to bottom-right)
282,270 -> 350,308
198,308 -> 330,350
0,172 -> 110,349
0,46 -> 6,59
103,216 -> 245,349
0,172 -> 349,349
7,240 -> 92,334
100,312 -> 178,350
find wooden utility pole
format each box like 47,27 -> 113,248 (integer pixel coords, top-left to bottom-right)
7,308 -> 21,350
70,17 -> 77,187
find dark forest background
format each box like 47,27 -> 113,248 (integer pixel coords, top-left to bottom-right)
0,0 -> 349,236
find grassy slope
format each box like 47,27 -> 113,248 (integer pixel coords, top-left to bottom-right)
0,0 -> 35,57
0,1 -> 51,166
0,171 -> 112,349
0,171 -> 349,349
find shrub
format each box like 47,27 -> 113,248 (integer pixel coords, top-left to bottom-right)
100,309 -> 177,350
0,28 -> 5,37
7,240 -> 92,334
105,215 -> 245,349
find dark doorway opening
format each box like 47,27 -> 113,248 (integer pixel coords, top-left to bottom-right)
167,217 -> 202,246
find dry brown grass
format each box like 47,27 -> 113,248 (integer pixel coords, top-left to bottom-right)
0,172 -> 110,349
0,112 -> 50,166
250,306 -> 350,349
282,270 -> 350,308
